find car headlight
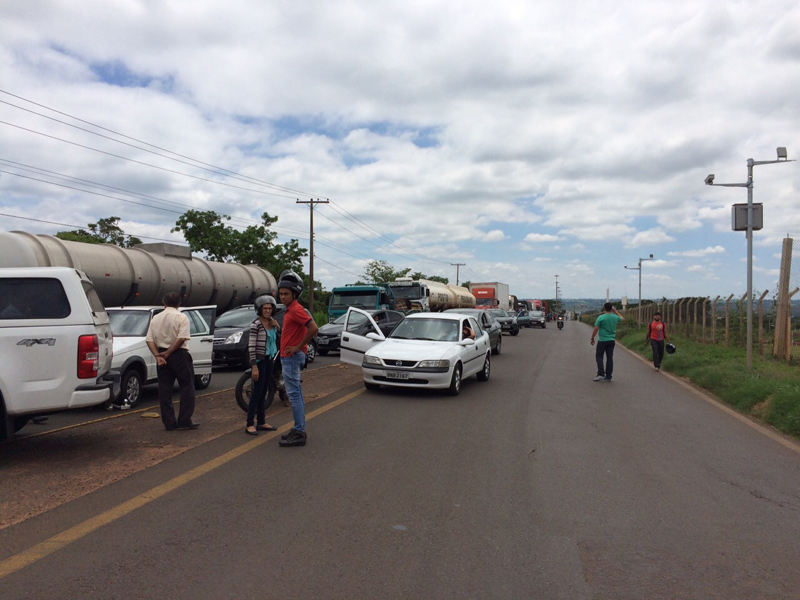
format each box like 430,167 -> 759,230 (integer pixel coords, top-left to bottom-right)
363,355 -> 382,365
224,331 -> 243,345
418,359 -> 450,368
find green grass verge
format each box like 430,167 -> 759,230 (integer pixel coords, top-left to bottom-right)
615,322 -> 800,439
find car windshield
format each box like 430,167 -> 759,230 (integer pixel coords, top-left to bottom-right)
488,309 -> 507,318
108,311 -> 151,337
389,317 -> 460,342
215,308 -> 255,328
332,313 -> 347,324
532,311 -> 544,317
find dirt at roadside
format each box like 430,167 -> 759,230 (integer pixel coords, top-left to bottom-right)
0,363 -> 362,529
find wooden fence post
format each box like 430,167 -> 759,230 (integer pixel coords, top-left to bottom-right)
725,294 -> 734,346
702,297 -> 709,344
739,293 -> 747,346
758,290 -> 769,355
774,237 -> 793,359
785,288 -> 800,362
711,295 -> 720,344
692,298 -> 699,341
685,299 -> 694,337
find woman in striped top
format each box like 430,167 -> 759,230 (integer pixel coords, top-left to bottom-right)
246,295 -> 281,435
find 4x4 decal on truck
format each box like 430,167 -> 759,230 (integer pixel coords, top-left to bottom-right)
17,338 -> 57,347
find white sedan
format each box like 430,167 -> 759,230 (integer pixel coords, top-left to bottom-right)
339,308 -> 492,395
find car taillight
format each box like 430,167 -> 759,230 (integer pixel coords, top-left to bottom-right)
78,334 -> 100,379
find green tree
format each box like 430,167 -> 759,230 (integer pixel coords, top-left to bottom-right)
56,216 -> 143,248
361,260 -> 411,284
426,275 -> 449,284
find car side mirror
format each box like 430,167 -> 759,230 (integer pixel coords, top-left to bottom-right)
459,338 -> 475,346
366,332 -> 383,341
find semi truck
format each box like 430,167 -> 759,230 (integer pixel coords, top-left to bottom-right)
469,282 -> 511,310
327,284 -> 396,322
0,231 -> 277,314
387,277 -> 476,313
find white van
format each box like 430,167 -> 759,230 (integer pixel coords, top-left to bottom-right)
0,267 -> 120,440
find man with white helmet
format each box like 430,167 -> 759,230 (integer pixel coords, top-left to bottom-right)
276,271 -> 318,447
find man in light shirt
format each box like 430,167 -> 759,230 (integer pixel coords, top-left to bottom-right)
146,292 -> 199,431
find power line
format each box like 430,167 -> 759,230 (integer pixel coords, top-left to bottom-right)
313,254 -> 363,280
0,120 -> 300,199
0,89 -> 319,198
0,212 -> 184,244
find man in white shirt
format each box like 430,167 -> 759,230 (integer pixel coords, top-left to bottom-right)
146,292 -> 199,431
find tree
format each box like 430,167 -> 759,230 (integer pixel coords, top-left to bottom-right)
56,216 -> 143,248
426,275 -> 449,284
361,260 -> 411,284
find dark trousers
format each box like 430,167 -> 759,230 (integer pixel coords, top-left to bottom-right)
247,357 -> 275,427
157,348 -> 195,429
650,339 -> 665,368
595,340 -> 616,379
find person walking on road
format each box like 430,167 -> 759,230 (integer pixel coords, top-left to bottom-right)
276,271 -> 319,448
646,311 -> 670,372
590,302 -> 624,382
145,292 -> 199,431
245,295 -> 280,435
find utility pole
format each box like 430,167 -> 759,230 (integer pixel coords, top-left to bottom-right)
554,274 -> 559,312
451,263 -> 465,286
296,198 -> 329,313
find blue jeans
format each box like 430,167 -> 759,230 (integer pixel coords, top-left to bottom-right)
281,352 -> 306,433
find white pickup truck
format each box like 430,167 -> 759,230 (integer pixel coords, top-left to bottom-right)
0,267 -> 120,440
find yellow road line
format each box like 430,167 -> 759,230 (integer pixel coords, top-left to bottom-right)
620,344 -> 800,455
0,387 -> 365,579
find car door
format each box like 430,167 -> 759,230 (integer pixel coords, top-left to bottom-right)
339,307 -> 385,366
181,306 -> 216,375
480,312 -> 498,347
462,317 -> 486,376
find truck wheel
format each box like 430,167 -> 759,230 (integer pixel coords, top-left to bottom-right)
118,368 -> 143,408
194,373 -> 212,390
447,364 -> 462,396
476,354 -> 491,382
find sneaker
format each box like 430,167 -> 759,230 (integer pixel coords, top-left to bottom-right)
603,377 -> 612,382
279,429 -> 307,447
593,375 -> 605,382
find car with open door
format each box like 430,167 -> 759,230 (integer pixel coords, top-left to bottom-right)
339,308 -> 492,396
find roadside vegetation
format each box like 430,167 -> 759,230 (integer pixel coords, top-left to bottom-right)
605,318 -> 800,439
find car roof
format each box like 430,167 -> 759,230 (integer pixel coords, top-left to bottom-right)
404,312 -> 463,321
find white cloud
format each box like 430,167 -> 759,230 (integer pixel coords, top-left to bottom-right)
667,246 -> 726,257
482,230 -> 507,242
524,233 -> 561,243
625,228 -> 676,248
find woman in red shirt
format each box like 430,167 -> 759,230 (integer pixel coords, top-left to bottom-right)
646,311 -> 670,372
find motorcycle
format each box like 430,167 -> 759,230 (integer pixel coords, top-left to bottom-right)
557,317 -> 564,330
235,358 -> 289,413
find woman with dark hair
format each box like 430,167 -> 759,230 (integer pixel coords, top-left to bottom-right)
245,295 -> 280,435
646,311 -> 670,372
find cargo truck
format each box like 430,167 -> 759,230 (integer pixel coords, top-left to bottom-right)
469,282 -> 511,310
327,284 -> 396,322
387,277 -> 475,313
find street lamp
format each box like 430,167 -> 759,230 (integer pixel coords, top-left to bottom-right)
705,147 -> 796,370
554,274 -> 559,312
624,254 -> 654,323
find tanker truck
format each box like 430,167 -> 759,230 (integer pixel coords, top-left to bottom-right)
0,231 -> 277,314
387,278 -> 475,312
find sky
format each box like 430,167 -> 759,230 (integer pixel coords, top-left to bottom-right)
1,0 -> 799,302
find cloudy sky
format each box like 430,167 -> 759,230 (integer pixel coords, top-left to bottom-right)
2,0 -> 799,302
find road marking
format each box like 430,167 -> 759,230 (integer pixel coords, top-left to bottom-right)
620,344 -> 800,456
0,387 -> 365,580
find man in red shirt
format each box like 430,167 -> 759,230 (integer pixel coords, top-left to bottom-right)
646,311 -> 670,372
276,271 -> 319,447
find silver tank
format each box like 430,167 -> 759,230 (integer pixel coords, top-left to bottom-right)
0,231 -> 277,313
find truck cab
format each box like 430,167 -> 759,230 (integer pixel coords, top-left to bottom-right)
327,285 -> 396,322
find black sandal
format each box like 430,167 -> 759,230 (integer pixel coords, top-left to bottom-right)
256,424 -> 277,432
245,426 -> 258,436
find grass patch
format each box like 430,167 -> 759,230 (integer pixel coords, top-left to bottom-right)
616,323 -> 800,439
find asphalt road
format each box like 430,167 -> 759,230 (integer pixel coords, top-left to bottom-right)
13,352 -> 338,437
2,321 -> 800,599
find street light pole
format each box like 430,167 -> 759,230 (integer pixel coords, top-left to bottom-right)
624,254 -> 653,323
554,275 -> 559,312
705,147 -> 795,370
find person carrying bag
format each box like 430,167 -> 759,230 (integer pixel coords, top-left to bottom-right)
646,311 -> 670,372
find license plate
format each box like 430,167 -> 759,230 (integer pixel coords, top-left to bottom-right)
386,371 -> 410,380
319,338 -> 328,344
502,324 -> 510,329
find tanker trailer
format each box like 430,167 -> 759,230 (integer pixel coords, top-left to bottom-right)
0,231 -> 276,314
447,284 -> 476,309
